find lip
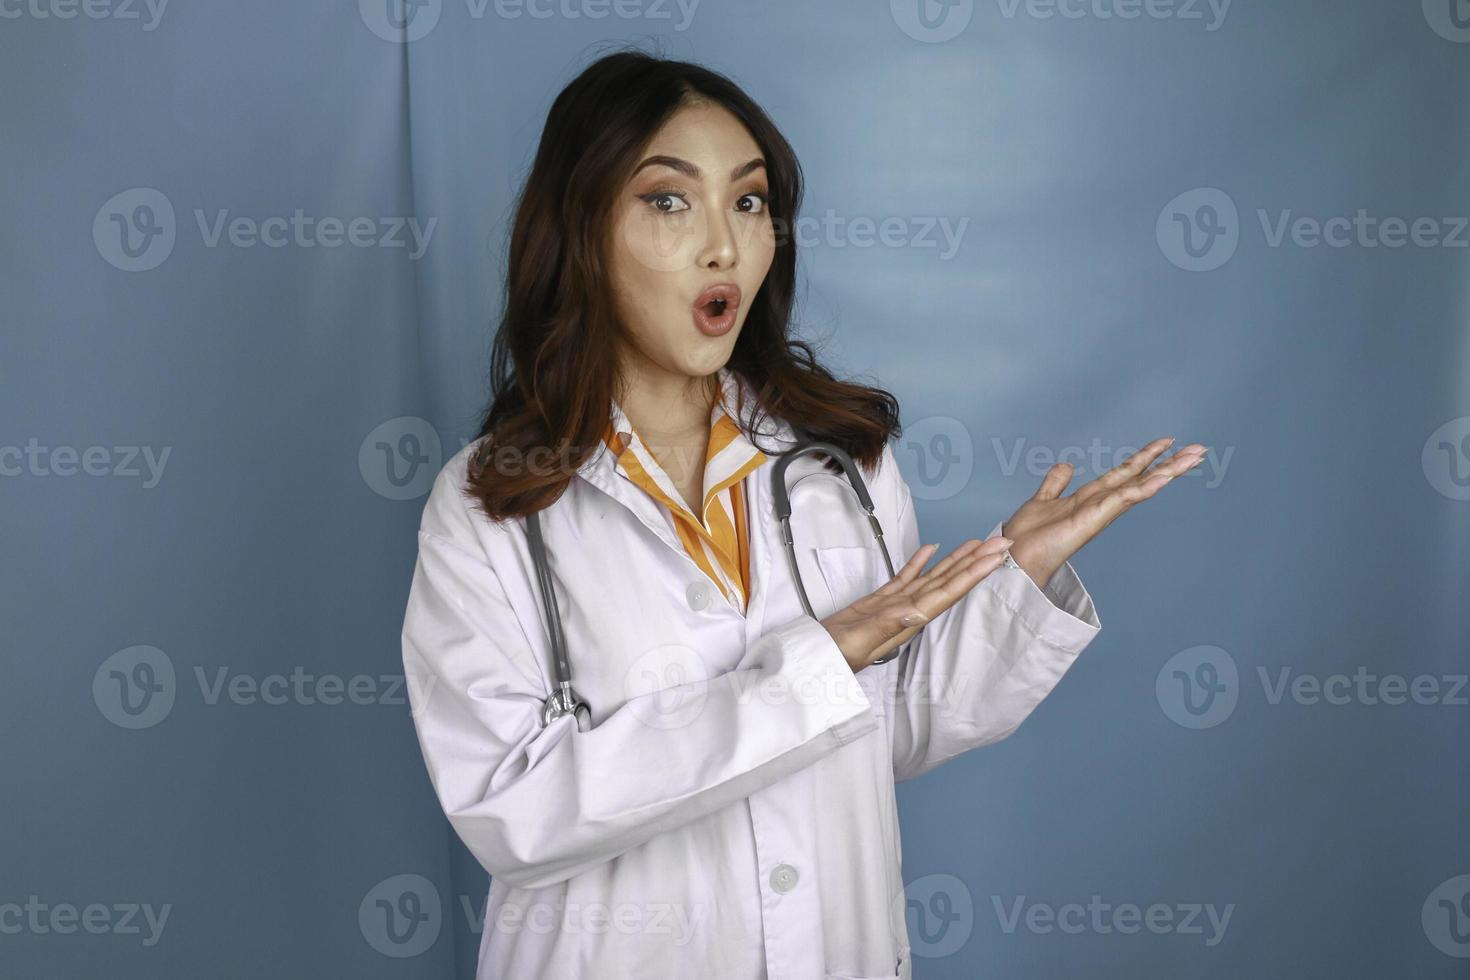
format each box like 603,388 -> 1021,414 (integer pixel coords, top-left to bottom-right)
691,283 -> 742,337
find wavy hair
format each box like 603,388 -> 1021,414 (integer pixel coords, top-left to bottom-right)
466,47 -> 901,521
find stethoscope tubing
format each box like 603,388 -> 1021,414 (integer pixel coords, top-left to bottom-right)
529,439 -> 915,730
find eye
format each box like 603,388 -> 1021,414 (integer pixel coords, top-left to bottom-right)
639,188 -> 690,214
736,192 -> 768,215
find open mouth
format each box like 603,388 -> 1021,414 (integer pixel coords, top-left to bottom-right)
691,284 -> 741,336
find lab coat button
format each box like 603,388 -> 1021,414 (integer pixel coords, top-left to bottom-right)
685,581 -> 711,611
769,864 -> 799,893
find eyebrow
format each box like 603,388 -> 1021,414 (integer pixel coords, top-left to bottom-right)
631,155 -> 767,182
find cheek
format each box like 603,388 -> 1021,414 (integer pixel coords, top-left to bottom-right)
751,216 -> 778,258
744,218 -> 777,278
612,205 -> 707,274
606,258 -> 685,359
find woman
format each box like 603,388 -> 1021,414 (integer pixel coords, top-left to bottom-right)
401,50 -> 1205,980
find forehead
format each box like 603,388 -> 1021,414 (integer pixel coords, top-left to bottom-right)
638,102 -> 763,174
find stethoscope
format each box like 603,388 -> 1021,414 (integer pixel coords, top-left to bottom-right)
527,441 -> 912,731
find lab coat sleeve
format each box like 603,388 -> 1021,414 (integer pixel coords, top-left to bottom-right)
401,524 -> 880,890
883,461 -> 1102,783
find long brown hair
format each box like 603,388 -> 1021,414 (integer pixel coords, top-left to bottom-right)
465,47 -> 901,522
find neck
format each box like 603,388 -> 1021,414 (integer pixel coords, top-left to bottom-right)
615,356 -> 719,446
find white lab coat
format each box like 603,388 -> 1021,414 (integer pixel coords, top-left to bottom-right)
400,398 -> 1101,980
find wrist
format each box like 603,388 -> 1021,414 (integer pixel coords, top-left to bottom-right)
1006,544 -> 1059,590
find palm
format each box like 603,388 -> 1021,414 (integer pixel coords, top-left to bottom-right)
820,536 -> 1011,671
1002,437 -> 1206,587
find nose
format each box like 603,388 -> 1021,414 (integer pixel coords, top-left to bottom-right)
696,209 -> 739,271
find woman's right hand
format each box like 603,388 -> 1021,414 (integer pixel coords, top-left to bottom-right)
818,535 -> 1013,672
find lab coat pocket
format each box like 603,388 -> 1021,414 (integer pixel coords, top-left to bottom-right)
815,544 -> 891,717
813,544 -> 886,608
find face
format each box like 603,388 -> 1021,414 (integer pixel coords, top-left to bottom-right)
604,100 -> 776,390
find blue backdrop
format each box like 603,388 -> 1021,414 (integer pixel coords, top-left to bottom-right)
3,1 -> 1468,976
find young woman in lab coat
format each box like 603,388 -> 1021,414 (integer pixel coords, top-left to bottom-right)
401,50 -> 1206,980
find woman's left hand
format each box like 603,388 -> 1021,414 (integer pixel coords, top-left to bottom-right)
1002,437 -> 1207,589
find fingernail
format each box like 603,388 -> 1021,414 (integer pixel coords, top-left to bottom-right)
901,613 -> 925,627
999,537 -> 1013,546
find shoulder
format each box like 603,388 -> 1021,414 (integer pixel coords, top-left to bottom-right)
872,439 -> 913,519
417,437 -> 518,558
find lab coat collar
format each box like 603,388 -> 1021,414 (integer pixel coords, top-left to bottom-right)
571,368 -> 802,627
573,367 -> 802,489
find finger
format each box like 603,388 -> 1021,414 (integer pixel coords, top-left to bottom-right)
863,547 -> 1010,659
912,543 -> 1008,605
910,537 -> 1008,596
908,550 -> 1009,621
1090,465 -> 1184,525
873,537 -> 990,598
1031,462 -> 1075,502
1142,446 -> 1206,481
871,543 -> 938,595
1075,437 -> 1176,500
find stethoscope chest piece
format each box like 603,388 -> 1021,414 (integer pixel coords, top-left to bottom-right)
541,686 -> 592,730
526,508 -> 593,732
